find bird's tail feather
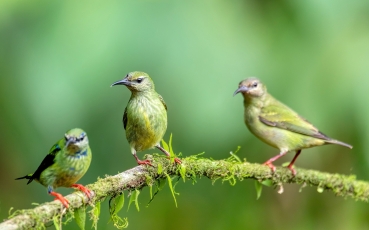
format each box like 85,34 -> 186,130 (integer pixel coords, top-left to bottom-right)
15,174 -> 34,184
326,139 -> 353,149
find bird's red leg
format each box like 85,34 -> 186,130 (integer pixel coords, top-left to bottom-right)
133,151 -> 153,166
286,150 -> 301,176
263,151 -> 288,173
49,191 -> 69,208
156,145 -> 182,164
71,184 -> 92,198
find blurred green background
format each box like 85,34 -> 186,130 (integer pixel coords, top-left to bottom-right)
1,0 -> 369,229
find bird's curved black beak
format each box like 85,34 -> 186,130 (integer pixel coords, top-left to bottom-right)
233,85 -> 248,96
65,137 -> 76,147
111,78 -> 130,87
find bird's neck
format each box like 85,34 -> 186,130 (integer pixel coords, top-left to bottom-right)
130,90 -> 159,102
131,90 -> 156,98
65,145 -> 89,158
244,93 -> 269,108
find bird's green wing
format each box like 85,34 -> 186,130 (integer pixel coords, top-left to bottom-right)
259,104 -> 330,140
158,94 -> 167,110
123,107 -> 128,130
30,143 -> 61,181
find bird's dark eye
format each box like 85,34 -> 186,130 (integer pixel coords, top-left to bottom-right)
136,78 -> 143,83
78,133 -> 86,141
252,82 -> 258,87
74,133 -> 84,142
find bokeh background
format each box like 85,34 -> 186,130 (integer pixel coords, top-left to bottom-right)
1,1 -> 369,229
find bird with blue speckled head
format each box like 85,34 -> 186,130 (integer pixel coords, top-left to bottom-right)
111,71 -> 181,166
16,128 -> 92,208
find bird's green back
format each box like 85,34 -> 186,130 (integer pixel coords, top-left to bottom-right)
258,97 -> 331,141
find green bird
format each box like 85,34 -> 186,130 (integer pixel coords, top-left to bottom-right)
234,77 -> 352,175
16,128 -> 92,208
111,71 -> 181,166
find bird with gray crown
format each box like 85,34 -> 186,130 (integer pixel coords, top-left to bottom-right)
234,77 -> 352,175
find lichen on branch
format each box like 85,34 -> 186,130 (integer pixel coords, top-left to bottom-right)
1,154 -> 368,230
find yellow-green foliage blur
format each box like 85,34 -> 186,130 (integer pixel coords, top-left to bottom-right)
1,1 -> 369,229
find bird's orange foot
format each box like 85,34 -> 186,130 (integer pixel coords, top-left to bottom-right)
72,184 -> 92,198
287,164 -> 297,176
166,156 -> 181,164
263,161 -> 276,173
156,146 -> 181,164
50,191 -> 69,208
174,157 -> 182,164
137,159 -> 153,166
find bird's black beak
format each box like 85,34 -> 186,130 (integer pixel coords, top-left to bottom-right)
65,137 -> 77,147
111,78 -> 130,87
233,85 -> 248,96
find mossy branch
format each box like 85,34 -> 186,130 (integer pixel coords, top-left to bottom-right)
1,154 -> 369,229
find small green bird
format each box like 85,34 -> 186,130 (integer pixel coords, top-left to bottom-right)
111,71 -> 181,166
234,77 -> 352,175
16,128 -> 92,208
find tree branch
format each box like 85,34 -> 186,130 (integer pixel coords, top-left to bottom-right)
2,154 -> 368,229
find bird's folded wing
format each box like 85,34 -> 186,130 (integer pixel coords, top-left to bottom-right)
259,104 -> 330,140
31,143 -> 60,179
158,94 -> 167,110
123,107 -> 128,130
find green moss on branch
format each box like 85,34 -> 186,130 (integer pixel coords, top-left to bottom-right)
1,154 -> 368,229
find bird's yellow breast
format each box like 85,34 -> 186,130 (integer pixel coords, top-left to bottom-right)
126,94 -> 167,152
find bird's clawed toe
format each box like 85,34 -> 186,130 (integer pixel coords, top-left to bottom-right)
137,159 -> 153,166
287,164 -> 297,176
50,191 -> 69,208
173,157 -> 182,164
263,161 -> 276,173
72,184 -> 92,199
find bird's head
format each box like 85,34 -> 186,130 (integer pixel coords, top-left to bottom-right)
233,77 -> 266,98
64,128 -> 89,152
111,71 -> 155,93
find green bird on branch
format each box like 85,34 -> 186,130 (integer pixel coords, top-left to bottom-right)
111,71 -> 181,166
234,77 -> 352,175
16,128 -> 92,208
